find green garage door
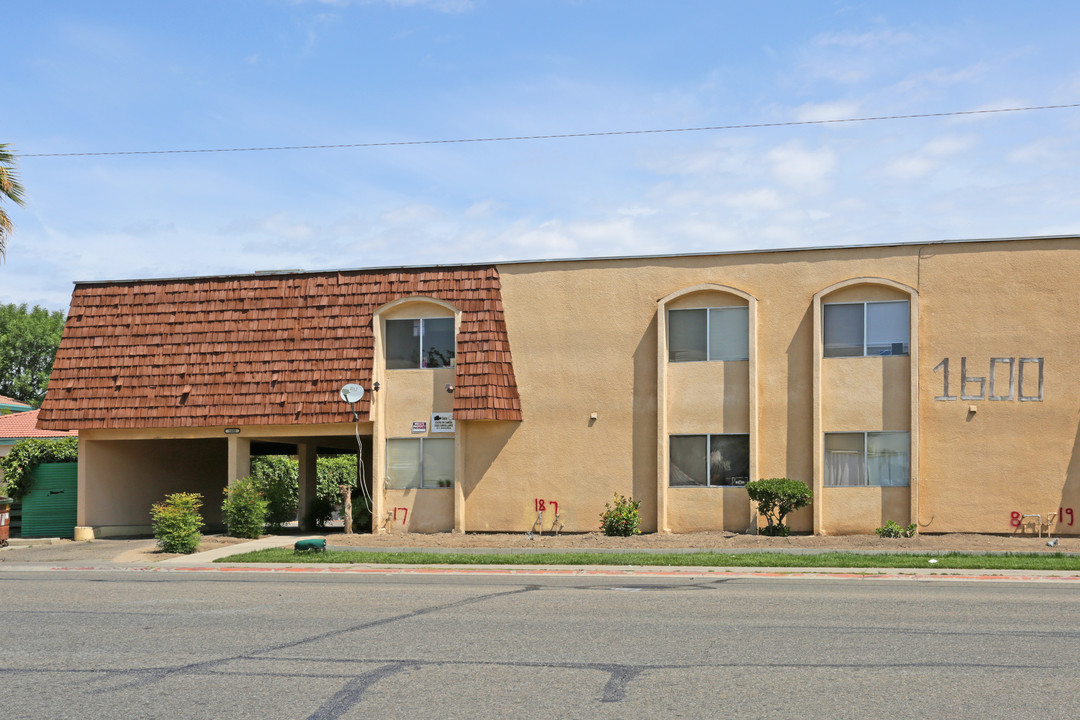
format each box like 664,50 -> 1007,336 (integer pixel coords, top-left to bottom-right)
22,462 -> 78,538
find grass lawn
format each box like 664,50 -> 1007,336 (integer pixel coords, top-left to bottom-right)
214,548 -> 1080,571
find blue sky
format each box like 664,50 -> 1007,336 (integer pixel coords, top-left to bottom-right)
3,0 -> 1080,310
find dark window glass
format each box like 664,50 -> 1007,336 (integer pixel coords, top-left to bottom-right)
670,434 -> 750,487
385,319 -> 420,369
385,317 -> 455,369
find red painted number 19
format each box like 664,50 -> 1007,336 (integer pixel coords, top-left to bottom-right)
1010,508 -> 1073,527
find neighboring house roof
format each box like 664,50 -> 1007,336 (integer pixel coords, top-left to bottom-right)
37,266 -> 521,430
0,409 -> 78,442
0,395 -> 34,413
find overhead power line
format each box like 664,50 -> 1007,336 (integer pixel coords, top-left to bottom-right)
23,103 -> 1080,158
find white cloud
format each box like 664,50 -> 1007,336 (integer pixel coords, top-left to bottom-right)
1008,138 -> 1063,164
718,189 -> 783,212
767,142 -> 837,191
894,62 -> 989,93
793,100 -> 862,123
812,29 -> 917,50
883,134 -> 975,180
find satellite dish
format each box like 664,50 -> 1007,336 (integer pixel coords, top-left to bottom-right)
339,384 -> 365,404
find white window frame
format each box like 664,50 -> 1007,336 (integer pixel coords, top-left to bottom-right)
385,437 -> 455,489
820,300 -> 907,358
668,433 -> 751,488
385,316 -> 456,369
823,431 -> 910,487
667,306 -> 750,363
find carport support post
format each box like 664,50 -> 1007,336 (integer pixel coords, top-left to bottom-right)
227,436 -> 251,487
298,443 -> 318,531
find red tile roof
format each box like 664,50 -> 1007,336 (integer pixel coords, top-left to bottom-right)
37,266 -> 521,429
0,395 -> 33,410
0,409 -> 78,439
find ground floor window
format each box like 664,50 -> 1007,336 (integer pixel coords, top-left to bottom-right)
669,434 -> 750,487
824,432 -> 909,487
386,437 -> 454,489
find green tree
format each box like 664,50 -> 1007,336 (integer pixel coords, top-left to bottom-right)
0,304 -> 66,406
0,144 -> 26,261
745,478 -> 813,537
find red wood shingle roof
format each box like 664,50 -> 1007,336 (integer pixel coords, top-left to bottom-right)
37,266 -> 521,429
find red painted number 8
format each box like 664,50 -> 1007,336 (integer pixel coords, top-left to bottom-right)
1010,511 -> 1021,527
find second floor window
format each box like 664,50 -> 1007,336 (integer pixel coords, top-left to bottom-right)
668,307 -> 749,362
385,317 -> 455,369
823,300 -> 909,357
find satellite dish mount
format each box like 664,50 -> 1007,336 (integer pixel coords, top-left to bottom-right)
339,383 -> 365,421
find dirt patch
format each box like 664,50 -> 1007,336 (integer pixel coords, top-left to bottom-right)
113,534 -> 254,563
319,530 -> 1079,554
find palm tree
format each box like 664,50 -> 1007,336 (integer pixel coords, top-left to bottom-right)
0,144 -> 27,261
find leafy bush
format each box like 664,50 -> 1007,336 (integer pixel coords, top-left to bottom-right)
304,494 -> 337,530
0,437 -> 78,500
746,478 -> 812,537
600,493 -> 641,537
222,478 -> 268,539
250,455 -> 299,531
351,496 -> 373,533
246,454 -> 358,530
318,455 -> 357,499
875,520 -> 917,538
151,492 -> 204,554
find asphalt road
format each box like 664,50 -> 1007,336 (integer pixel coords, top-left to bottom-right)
1,570 -> 1078,719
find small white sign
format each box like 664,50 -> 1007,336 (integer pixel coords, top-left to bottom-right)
411,421 -> 427,434
431,412 -> 455,433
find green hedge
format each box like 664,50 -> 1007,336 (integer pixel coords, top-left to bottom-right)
0,437 -> 78,500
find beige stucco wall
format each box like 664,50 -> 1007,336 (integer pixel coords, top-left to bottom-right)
820,487 -> 910,534
71,237 -> 1080,536
916,240 -> 1080,534
371,297 -> 460,532
382,488 -> 454,532
78,433 -> 229,534
474,246 -> 923,533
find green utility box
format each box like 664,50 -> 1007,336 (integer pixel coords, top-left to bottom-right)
21,463 -> 78,539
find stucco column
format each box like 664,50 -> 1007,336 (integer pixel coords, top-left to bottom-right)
226,436 -> 251,487
75,435 -> 91,534
655,297 -> 671,534
453,423 -> 466,533
297,442 -> 318,530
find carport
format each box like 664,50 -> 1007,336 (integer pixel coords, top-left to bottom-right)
76,426 -> 373,537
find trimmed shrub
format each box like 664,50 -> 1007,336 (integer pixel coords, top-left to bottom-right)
746,478 -> 812,537
876,520 -> 917,538
222,478 -> 268,539
0,436 -> 78,500
600,493 -> 641,537
151,492 -> 204,554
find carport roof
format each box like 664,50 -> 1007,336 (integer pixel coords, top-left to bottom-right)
37,265 -> 521,429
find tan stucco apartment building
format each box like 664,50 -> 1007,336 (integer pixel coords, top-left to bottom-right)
37,234 -> 1080,538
